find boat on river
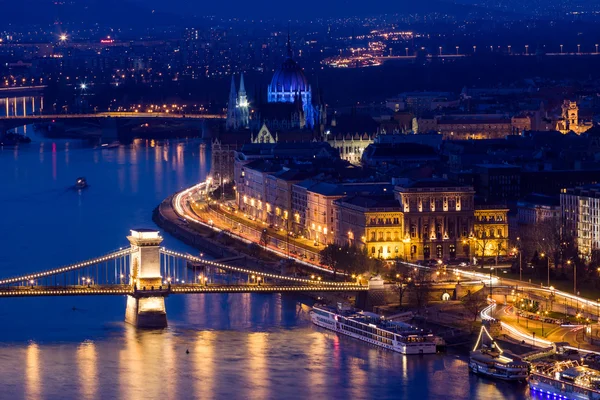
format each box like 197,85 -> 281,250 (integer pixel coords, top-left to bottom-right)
310,303 -> 442,354
75,177 -> 88,189
529,361 -> 600,399
469,325 -> 529,381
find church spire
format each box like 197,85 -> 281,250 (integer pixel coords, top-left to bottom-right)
239,72 -> 246,94
237,73 -> 249,129
226,75 -> 238,131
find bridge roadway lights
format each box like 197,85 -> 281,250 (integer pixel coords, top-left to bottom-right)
125,229 -> 168,329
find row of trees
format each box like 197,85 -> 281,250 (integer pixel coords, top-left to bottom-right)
319,244 -> 386,278
518,217 -> 600,289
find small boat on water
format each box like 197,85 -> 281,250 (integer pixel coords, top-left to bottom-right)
529,361 -> 600,400
75,177 -> 88,189
310,303 -> 443,354
469,325 -> 529,381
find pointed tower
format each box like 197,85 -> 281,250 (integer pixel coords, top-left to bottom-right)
226,76 -> 238,131
238,73 -> 249,129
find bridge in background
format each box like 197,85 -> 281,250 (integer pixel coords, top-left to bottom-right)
0,229 -> 366,328
0,112 -> 225,142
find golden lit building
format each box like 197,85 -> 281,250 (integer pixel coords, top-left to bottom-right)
333,195 -> 404,259
473,206 -> 509,261
395,179 -> 476,260
556,100 -> 593,135
332,179 -> 512,261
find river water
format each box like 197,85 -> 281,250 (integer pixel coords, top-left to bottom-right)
0,129 -> 529,399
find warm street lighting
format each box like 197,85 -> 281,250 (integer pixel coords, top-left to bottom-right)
59,34 -> 68,42
540,252 -> 550,287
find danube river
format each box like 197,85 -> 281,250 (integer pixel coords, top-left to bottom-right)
0,131 -> 529,399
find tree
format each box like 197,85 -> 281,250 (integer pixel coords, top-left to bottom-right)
462,290 -> 488,324
413,271 -> 431,310
391,276 -> 411,307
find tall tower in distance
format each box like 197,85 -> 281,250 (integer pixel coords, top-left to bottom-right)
226,76 -> 238,131
237,73 -> 249,129
226,74 -> 250,131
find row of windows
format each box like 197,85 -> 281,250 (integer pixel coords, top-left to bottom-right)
369,217 -> 401,225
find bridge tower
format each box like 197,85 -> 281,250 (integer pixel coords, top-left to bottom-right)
125,229 -> 168,328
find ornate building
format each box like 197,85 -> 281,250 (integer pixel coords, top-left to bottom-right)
264,35 -> 321,130
473,206 -> 509,261
332,179 -> 509,261
556,100 -> 593,134
226,74 -> 249,131
395,180 -> 476,260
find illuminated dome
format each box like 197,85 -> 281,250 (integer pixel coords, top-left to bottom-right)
269,57 -> 309,94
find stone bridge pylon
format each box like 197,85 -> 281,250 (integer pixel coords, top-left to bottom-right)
125,229 -> 168,328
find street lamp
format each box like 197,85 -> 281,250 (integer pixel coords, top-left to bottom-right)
489,267 -> 494,296
567,259 -> 576,294
540,252 -> 550,287
513,246 -> 522,282
525,45 -> 529,55
560,44 -> 563,54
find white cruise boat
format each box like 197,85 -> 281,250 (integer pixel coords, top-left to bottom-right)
529,361 -> 600,400
310,304 -> 441,354
469,325 -> 529,381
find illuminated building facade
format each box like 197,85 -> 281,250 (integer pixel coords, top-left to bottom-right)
226,73 -> 249,131
556,100 -> 593,135
333,194 -> 404,259
561,184 -> 600,257
473,206 -> 509,260
394,180 -> 476,261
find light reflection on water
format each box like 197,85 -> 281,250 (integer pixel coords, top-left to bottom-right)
0,131 -> 530,399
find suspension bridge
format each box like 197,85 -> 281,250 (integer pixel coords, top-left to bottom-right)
0,229 -> 366,328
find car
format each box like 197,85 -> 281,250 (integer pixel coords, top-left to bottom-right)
459,262 -> 467,267
564,349 -> 579,356
585,353 -> 597,362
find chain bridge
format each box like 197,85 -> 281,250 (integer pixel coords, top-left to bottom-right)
0,229 -> 366,328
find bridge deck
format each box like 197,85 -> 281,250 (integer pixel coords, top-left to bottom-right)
0,284 -> 367,297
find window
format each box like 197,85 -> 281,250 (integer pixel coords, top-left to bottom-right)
371,247 -> 375,254
370,232 -> 376,241
410,224 -> 417,238
424,245 -> 431,259
436,245 -> 443,258
449,245 -> 456,258
386,232 -> 391,241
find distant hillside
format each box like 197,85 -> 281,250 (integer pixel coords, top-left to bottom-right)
3,0 -> 183,28
5,0 -> 506,27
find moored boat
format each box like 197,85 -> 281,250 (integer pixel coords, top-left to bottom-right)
529,361 -> 600,400
310,303 -> 442,355
469,325 -> 529,381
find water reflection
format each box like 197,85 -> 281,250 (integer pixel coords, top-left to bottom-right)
25,342 -> 41,400
77,341 -> 98,400
0,135 -> 531,400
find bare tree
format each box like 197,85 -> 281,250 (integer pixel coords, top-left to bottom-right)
413,271 -> 431,310
391,277 -> 411,307
462,290 -> 488,323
